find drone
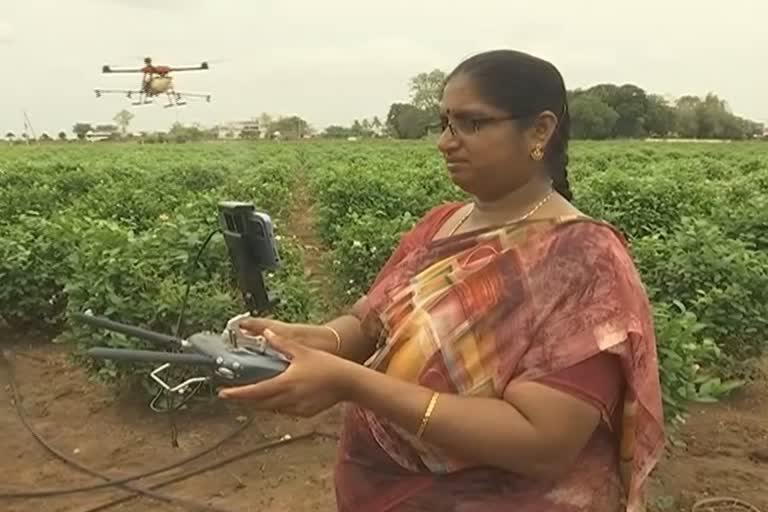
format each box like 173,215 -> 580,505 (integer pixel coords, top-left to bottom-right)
94,57 -> 212,108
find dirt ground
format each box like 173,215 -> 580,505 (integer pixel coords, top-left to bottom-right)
1,340 -> 766,512
647,355 -> 768,512
0,338 -> 343,512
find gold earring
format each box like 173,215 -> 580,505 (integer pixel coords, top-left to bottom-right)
530,144 -> 544,161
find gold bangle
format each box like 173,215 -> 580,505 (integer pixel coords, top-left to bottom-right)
416,392 -> 440,439
324,325 -> 342,354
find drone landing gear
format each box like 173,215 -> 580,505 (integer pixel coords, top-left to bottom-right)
163,91 -> 186,108
163,90 -> 184,108
129,92 -> 153,106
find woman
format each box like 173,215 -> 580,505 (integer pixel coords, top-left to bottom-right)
219,49 -> 665,512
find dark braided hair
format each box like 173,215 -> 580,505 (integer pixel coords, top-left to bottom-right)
446,50 -> 574,201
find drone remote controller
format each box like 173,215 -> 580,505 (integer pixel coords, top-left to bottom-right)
75,201 -> 289,396
186,331 -> 290,386
80,314 -> 290,389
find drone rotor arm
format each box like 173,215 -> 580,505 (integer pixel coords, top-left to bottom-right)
102,66 -> 145,74
169,62 -> 210,72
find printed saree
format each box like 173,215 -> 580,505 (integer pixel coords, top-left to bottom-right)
334,203 -> 665,512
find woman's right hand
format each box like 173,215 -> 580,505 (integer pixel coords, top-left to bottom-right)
236,317 -> 338,353
238,317 -> 296,338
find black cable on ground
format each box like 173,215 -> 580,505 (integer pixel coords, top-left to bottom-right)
0,349 -> 234,512
0,408 -> 253,499
82,430 -> 340,512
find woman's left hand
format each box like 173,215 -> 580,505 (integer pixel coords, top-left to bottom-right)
217,329 -> 357,417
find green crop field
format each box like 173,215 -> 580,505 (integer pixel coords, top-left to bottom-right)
1,139 -> 767,421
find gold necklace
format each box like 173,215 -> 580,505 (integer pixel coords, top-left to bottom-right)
448,189 -> 555,237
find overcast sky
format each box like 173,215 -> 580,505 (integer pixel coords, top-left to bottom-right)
1,0 -> 766,136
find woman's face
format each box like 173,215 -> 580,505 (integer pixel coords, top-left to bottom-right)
437,73 -> 554,201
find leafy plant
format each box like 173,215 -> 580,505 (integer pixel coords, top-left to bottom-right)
632,218 -> 768,371
653,301 -> 744,422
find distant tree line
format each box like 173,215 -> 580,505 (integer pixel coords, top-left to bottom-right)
321,117 -> 385,139
7,76 -> 761,144
568,85 -> 763,140
383,69 -> 445,139
382,70 -> 765,141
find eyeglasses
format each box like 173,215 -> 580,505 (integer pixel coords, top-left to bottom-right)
437,114 -> 522,137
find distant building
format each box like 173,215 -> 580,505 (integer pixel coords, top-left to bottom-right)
217,120 -> 263,139
85,130 -> 114,142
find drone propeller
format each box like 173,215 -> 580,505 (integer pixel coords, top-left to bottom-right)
100,57 -> 217,74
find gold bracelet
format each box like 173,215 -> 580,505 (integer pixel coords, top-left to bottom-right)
416,392 -> 440,439
323,325 -> 342,354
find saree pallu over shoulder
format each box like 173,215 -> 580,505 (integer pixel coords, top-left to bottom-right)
335,206 -> 665,512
